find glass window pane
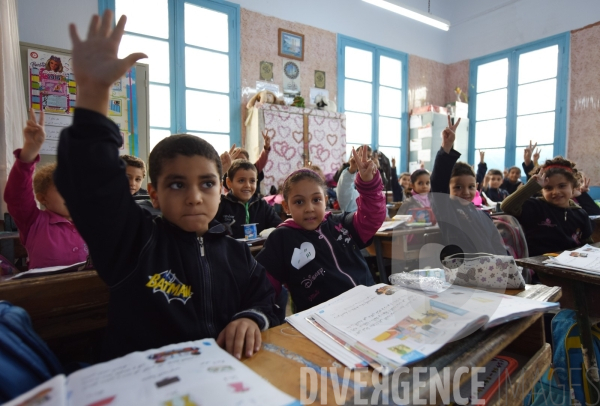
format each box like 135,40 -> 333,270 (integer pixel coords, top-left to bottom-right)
185,47 -> 229,92
186,90 -> 230,133
189,132 -> 230,155
345,79 -> 372,113
346,143 -> 362,163
345,47 -> 372,82
116,0 -> 168,39
184,3 -> 228,52
380,56 -> 401,89
519,45 -> 558,85
149,128 -> 172,153
379,86 -> 402,118
377,147 -> 400,167
475,119 -> 506,149
516,112 -> 555,146
149,84 -> 171,128
517,79 -> 557,116
477,59 -> 508,93
479,148 -> 505,172
119,34 -> 170,84
515,144 -> 553,168
378,117 -> 401,147
475,88 -> 507,121
345,112 -> 372,144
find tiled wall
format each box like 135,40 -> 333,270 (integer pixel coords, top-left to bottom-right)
569,21 -> 600,185
240,9 -> 337,143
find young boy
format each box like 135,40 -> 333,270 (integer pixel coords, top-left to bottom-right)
217,159 -> 281,239
483,169 -> 509,202
121,154 -> 147,195
502,166 -> 523,195
54,11 -> 277,361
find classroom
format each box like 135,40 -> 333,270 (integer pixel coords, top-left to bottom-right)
1,0 -> 600,404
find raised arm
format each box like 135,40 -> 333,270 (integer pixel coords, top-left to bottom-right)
390,157 -> 404,202
430,115 -> 461,194
501,171 -> 546,217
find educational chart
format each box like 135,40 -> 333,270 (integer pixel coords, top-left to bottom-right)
27,48 -> 138,156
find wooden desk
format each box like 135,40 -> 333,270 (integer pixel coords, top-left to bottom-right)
244,284 -> 560,405
516,242 -> 600,405
591,217 -> 600,243
371,225 -> 442,284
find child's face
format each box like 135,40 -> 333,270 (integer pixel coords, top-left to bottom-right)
411,174 -> 431,194
508,169 -> 521,182
149,155 -> 221,236
38,184 -> 70,218
489,175 -> 503,189
227,169 -> 257,203
400,175 -> 411,189
282,179 -> 326,231
449,175 -> 477,205
126,166 -> 144,195
541,174 -> 574,208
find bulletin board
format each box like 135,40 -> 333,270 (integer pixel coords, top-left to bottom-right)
19,42 -> 150,165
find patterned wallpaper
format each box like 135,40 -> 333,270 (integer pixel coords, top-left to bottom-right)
240,9 -> 337,144
569,21 -> 600,185
446,60 -> 470,107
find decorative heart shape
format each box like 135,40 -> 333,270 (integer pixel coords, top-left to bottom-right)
327,133 -> 338,146
264,112 -> 275,126
263,175 -> 275,189
330,162 -> 339,174
341,119 -> 346,130
291,242 -> 316,269
277,126 -> 291,140
273,141 -> 296,161
312,116 -> 325,126
277,112 -> 291,122
310,144 -> 331,163
293,114 -> 304,129
264,159 -> 274,173
313,129 -> 326,142
332,148 -> 344,160
264,128 -> 276,140
328,119 -> 340,132
278,161 -> 291,175
292,131 -> 303,144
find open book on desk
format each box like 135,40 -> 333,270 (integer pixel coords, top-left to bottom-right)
289,284 -> 558,374
543,244 -> 600,274
6,338 -> 299,406
10,261 -> 88,280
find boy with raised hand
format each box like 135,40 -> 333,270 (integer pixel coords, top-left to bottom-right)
55,10 -> 277,361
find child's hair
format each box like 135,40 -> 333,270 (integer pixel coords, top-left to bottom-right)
237,148 -> 250,160
507,166 -> 521,174
149,134 -> 222,186
535,156 -> 579,188
400,172 -> 411,179
282,169 -> 326,201
121,155 -> 147,177
451,162 -> 476,179
308,164 -> 325,181
33,163 -> 57,196
227,159 -> 257,180
410,169 -> 429,184
487,169 -> 503,177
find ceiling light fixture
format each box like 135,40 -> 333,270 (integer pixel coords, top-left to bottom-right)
362,0 -> 450,31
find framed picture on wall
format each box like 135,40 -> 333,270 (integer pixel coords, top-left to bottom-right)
278,28 -> 304,61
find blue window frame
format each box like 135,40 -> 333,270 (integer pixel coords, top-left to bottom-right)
468,33 -> 570,174
99,0 -> 241,153
337,35 -> 409,171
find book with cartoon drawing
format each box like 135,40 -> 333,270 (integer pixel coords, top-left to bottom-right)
295,284 -> 558,374
5,339 -> 300,406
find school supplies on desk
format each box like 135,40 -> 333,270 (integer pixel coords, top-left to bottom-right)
377,220 -> 408,232
10,261 -> 88,279
543,244 -> 600,274
288,284 -> 558,374
5,338 -> 300,406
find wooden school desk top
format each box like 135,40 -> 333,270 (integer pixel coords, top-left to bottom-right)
375,224 -> 440,238
243,284 -> 560,405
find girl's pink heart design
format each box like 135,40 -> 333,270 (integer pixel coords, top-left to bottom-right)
273,141 -> 296,160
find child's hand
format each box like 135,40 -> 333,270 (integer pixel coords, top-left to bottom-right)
220,145 -> 235,174
580,173 -> 591,193
216,318 -> 261,360
533,147 -> 541,166
483,174 -> 490,188
21,109 -> 46,163
524,140 -> 537,165
230,146 -> 244,160
69,10 -> 147,115
391,157 -> 396,168
352,145 -> 377,182
419,160 -> 425,170
262,130 -> 271,151
533,170 -> 548,188
372,151 -> 380,169
441,115 -> 461,154
479,150 -> 485,164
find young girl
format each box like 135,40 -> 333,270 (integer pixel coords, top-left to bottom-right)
4,109 -> 88,269
430,116 -> 506,257
398,169 -> 430,214
256,146 -> 386,313
501,157 -> 593,257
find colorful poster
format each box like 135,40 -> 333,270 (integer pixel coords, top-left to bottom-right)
109,69 -> 139,156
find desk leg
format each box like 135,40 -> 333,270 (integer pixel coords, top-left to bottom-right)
374,237 -> 388,284
573,280 -> 600,405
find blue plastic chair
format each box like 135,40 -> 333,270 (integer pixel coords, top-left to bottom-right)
589,186 -> 600,200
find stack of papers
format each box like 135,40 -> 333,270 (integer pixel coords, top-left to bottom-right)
6,338 -> 299,406
10,261 -> 88,279
287,284 -> 558,375
544,244 -> 600,274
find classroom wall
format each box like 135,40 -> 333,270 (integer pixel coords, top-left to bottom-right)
567,21 -> 600,184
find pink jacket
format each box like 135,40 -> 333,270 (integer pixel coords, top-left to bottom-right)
4,150 -> 88,269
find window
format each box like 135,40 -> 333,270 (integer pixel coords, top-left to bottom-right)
99,0 -> 240,153
468,33 -> 569,173
337,35 -> 408,170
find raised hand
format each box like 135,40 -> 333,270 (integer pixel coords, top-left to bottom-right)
419,160 -> 425,170
580,173 -> 591,193
483,173 -> 490,188
441,115 -> 461,154
352,145 -> 377,182
21,109 -> 46,163
391,157 -> 396,168
479,150 -> 485,164
533,147 -> 541,166
524,140 -> 537,165
372,151 -> 380,169
69,10 -> 147,115
230,145 -> 244,160
533,170 -> 549,188
262,131 -> 271,151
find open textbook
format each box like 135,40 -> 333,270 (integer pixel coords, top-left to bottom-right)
5,338 -> 299,406
543,244 -> 600,274
288,283 -> 558,374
